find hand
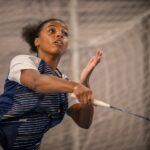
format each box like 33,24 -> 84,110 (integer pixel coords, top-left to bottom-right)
73,84 -> 93,105
80,49 -> 103,86
84,49 -> 103,71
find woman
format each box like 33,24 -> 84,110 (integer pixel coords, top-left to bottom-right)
0,18 -> 103,150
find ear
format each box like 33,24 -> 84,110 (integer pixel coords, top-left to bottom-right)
34,38 -> 40,47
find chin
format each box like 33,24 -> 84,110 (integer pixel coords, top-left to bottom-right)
51,48 -> 66,56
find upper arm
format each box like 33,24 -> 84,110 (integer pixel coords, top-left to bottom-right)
67,103 -> 81,123
20,69 -> 42,90
67,101 -> 94,129
8,55 -> 41,89
67,95 -> 80,119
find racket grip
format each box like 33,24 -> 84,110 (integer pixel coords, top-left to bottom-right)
93,99 -> 110,108
70,94 -> 110,108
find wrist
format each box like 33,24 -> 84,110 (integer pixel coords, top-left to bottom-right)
68,81 -> 79,93
82,81 -> 90,88
80,77 -> 90,86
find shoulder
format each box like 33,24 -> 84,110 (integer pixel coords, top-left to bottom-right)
8,55 -> 41,84
10,54 -> 41,67
11,54 -> 41,63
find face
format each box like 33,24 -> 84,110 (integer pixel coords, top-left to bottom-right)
35,21 -> 69,56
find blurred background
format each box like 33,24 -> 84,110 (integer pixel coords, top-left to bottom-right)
0,0 -> 150,150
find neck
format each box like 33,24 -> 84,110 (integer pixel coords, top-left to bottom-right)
38,52 -> 61,70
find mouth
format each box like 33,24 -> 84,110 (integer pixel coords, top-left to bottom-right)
54,40 -> 64,47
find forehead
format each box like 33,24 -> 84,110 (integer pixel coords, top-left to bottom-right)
42,21 -> 68,30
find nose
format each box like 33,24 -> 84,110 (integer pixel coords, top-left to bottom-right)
56,31 -> 63,38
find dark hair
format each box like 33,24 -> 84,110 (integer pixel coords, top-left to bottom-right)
22,18 -> 66,53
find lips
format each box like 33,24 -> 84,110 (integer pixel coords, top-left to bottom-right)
54,40 -> 64,47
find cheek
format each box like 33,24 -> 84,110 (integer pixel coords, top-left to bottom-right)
39,35 -> 52,47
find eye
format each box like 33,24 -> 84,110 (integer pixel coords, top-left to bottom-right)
48,28 -> 56,34
62,30 -> 69,37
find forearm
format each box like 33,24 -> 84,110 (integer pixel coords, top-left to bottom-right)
21,69 -> 93,105
20,69 -> 77,93
36,75 -> 94,128
33,75 -> 78,93
80,68 -> 94,88
78,104 -> 94,128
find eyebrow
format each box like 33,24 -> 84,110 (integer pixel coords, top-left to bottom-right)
46,24 -> 68,31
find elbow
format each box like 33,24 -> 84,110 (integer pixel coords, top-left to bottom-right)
80,124 -> 91,129
78,107 -> 94,129
68,104 -> 94,129
78,120 -> 93,129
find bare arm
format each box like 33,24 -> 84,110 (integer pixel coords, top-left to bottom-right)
67,49 -> 103,129
20,69 -> 77,93
80,49 -> 103,87
67,103 -> 94,129
20,69 -> 93,103
20,50 -> 103,129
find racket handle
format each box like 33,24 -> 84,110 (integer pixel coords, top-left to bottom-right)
70,94 -> 110,108
93,99 -> 110,107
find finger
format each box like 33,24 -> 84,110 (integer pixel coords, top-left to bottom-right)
96,49 -> 103,57
84,99 -> 87,105
75,92 -> 80,102
86,91 -> 92,103
99,50 -> 103,57
96,50 -> 103,63
76,93 -> 83,104
86,100 -> 92,105
83,93 -> 88,104
80,92 -> 86,104
95,50 -> 102,61
96,49 -> 101,55
90,49 -> 102,63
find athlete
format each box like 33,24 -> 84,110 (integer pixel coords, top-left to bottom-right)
0,18 -> 103,150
